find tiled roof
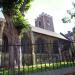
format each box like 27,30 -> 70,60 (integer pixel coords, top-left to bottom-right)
31,26 -> 67,40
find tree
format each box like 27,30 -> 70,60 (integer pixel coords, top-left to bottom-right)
62,2 -> 75,23
62,2 -> 75,34
0,0 -> 33,68
62,2 -> 75,59
0,0 -> 32,33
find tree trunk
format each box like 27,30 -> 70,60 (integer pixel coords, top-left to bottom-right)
0,20 -> 5,66
3,15 -> 22,69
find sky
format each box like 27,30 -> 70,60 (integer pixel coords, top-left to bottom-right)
0,0 -> 75,34
25,0 -> 75,34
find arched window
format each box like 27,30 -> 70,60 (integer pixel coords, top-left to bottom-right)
53,40 -> 59,54
21,33 -> 32,54
39,21 -> 43,28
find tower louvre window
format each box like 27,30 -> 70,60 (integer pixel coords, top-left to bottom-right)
39,21 -> 43,28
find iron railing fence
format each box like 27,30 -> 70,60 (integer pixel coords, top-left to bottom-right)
0,42 -> 75,75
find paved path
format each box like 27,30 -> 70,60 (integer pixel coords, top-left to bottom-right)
65,72 -> 75,75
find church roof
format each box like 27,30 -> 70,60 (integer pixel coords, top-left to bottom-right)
31,26 -> 68,40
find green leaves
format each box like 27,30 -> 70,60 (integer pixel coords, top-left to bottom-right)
20,0 -> 33,15
62,16 -> 71,23
1,0 -> 23,15
62,2 -> 75,23
13,10 -> 30,34
0,0 -> 33,34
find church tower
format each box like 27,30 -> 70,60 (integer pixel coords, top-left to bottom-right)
35,12 -> 54,32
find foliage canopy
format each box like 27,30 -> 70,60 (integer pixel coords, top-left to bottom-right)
0,0 -> 33,33
62,2 -> 75,33
62,3 -> 75,23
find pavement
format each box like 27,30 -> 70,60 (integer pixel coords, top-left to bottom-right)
64,72 -> 75,75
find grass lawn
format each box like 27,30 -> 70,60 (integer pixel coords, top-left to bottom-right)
0,61 -> 75,75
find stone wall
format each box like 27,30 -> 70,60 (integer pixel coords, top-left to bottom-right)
33,32 -> 59,54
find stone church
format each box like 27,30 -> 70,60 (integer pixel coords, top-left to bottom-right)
21,13 -> 71,65
0,13 -> 72,66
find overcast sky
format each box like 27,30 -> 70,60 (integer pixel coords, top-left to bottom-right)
0,0 -> 75,34
25,0 -> 75,34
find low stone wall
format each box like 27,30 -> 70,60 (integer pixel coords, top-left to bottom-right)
27,66 -> 75,75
